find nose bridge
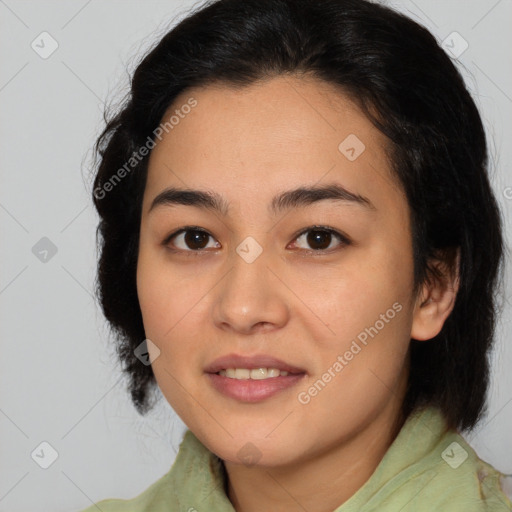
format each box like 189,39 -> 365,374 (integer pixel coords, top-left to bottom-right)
212,236 -> 289,332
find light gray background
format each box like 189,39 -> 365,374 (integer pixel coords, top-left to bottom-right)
0,1 -> 511,511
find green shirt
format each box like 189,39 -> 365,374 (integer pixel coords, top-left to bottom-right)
79,406 -> 512,511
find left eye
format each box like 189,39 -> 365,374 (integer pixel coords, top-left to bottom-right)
167,228 -> 220,251
290,227 -> 349,252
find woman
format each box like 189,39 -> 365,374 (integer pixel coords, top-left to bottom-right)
82,0 -> 512,510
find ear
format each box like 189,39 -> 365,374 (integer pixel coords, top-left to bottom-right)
410,248 -> 460,341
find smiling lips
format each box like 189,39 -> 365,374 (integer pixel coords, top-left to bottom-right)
218,368 -> 290,379
205,353 -> 307,402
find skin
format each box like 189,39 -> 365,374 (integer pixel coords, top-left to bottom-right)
136,75 -> 458,512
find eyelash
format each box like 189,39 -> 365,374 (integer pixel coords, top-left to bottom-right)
162,225 -> 351,255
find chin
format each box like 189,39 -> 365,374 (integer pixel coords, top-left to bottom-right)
197,428 -> 303,468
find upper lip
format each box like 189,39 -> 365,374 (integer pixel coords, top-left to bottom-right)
204,353 -> 307,375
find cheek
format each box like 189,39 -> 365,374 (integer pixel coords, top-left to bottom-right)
303,245 -> 413,406
136,246 -> 178,338
311,246 -> 412,340
136,246 -> 211,363
304,293 -> 411,416
136,251 -> 198,410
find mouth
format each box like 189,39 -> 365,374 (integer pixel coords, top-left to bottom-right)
204,353 -> 307,402
204,353 -> 307,376
217,367 -> 294,379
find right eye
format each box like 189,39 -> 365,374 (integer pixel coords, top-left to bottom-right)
163,227 -> 221,252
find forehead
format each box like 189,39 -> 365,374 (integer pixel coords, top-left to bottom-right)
144,75 -> 406,216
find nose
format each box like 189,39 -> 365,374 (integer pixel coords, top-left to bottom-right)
212,245 -> 290,335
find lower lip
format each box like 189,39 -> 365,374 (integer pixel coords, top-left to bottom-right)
206,372 -> 306,402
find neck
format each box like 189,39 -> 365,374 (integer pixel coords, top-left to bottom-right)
223,392 -> 407,512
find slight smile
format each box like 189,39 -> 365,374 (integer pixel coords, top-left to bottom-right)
205,353 -> 307,402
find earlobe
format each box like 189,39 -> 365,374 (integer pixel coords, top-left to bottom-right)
410,248 -> 460,342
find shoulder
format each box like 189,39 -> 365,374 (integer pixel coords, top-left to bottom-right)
499,474 -> 512,504
473,458 -> 512,511
76,468 -> 176,512
357,407 -> 512,511
75,431 -> 208,512
401,411 -> 512,511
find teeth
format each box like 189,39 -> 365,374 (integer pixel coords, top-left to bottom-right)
235,368 -> 250,379
217,368 -> 290,379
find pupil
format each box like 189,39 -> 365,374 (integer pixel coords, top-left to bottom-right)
185,230 -> 208,250
307,230 -> 331,250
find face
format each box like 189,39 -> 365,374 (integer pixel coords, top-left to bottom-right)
136,75 -> 417,467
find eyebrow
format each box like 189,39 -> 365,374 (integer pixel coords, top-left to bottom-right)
148,183 -> 376,217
